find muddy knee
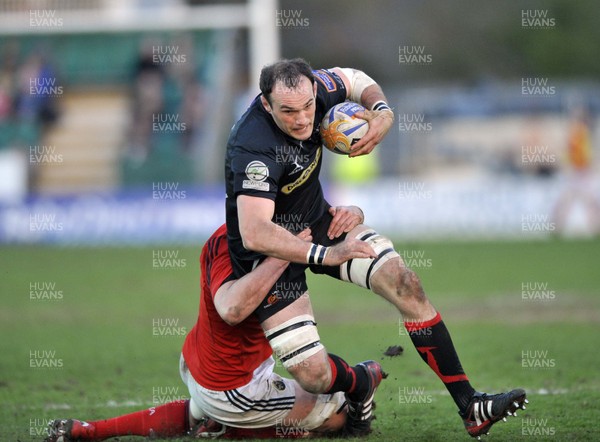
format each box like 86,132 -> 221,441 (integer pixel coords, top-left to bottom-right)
287,355 -> 331,394
399,267 -> 426,301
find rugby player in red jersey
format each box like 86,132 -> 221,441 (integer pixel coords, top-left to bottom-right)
46,223 -> 384,441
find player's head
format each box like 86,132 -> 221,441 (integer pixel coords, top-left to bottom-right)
260,58 -> 317,141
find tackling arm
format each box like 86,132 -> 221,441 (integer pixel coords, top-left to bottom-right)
214,227 -> 313,326
214,254 -> 289,326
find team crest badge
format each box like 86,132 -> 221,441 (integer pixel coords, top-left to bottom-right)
273,380 -> 286,391
243,160 -> 269,191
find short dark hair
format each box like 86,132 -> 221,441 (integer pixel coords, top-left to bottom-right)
259,58 -> 315,103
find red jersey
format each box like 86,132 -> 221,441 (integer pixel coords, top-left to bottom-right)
182,224 -> 272,390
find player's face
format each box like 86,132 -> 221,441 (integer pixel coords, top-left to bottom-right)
262,76 -> 317,141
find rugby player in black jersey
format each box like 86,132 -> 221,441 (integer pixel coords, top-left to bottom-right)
224,58 -> 527,439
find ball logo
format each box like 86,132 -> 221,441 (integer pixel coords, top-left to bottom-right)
320,103 -> 368,155
336,102 -> 363,117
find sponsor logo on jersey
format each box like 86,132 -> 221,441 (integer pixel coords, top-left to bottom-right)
281,147 -> 321,194
313,70 -> 337,92
243,160 -> 270,191
289,156 -> 304,175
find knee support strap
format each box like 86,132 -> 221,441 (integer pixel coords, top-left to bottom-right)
264,314 -> 324,369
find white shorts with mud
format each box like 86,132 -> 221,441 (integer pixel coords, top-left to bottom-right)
179,354 -> 345,430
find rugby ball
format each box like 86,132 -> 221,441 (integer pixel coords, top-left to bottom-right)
320,102 -> 369,155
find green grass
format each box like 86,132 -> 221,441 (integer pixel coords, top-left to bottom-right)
1,239 -> 599,441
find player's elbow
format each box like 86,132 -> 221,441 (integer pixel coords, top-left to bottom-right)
217,303 -> 243,326
239,223 -> 265,253
240,234 -> 258,252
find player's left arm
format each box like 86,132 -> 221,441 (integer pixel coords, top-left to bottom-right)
331,67 -> 395,157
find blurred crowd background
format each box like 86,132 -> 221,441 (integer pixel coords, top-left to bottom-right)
0,0 -> 599,243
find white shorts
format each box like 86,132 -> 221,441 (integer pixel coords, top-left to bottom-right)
179,354 -> 344,430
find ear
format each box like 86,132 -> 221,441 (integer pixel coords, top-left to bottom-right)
260,96 -> 271,113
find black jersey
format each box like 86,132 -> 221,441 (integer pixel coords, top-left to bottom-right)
225,69 -> 348,278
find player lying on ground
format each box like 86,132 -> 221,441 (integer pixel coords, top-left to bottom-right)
224,58 -> 528,439
46,223 -> 385,441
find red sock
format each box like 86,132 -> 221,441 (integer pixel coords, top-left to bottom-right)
90,400 -> 189,439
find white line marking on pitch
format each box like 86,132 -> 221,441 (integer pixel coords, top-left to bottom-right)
37,388 -> 574,411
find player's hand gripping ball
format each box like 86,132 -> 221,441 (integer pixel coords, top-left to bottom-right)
320,102 -> 369,155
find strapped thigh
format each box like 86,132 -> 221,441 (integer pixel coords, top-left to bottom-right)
339,229 -> 399,290
264,314 -> 324,369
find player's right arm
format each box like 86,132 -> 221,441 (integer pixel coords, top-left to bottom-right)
214,228 -> 312,326
237,195 -> 377,266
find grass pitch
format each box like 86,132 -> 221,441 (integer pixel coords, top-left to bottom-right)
1,238 -> 599,441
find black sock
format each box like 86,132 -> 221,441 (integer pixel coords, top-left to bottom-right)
405,312 -> 476,413
325,353 -> 369,402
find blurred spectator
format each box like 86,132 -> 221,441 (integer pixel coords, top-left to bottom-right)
552,105 -> 600,236
179,77 -> 207,154
14,51 -> 60,128
127,39 -> 166,164
168,33 -> 208,155
0,42 -> 19,122
126,34 -> 208,164
0,45 -> 61,151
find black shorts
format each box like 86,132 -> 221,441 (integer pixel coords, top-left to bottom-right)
254,211 -> 347,323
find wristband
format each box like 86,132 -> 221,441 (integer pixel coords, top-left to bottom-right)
306,243 -> 329,265
371,100 -> 392,112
